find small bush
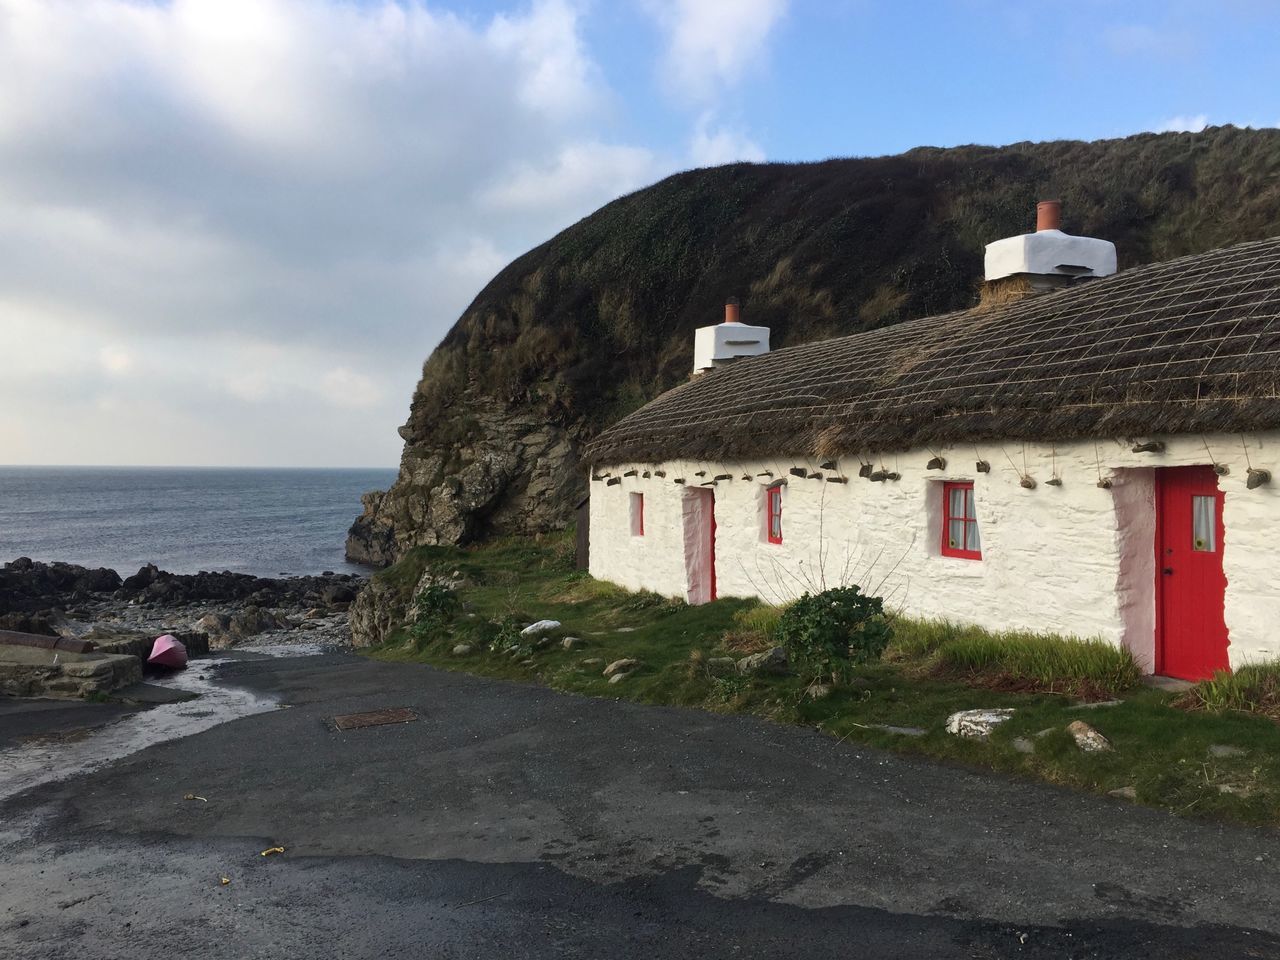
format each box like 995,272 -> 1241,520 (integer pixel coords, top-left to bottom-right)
937,631 -> 1140,700
776,586 -> 891,683
1179,662 -> 1280,721
409,582 -> 461,645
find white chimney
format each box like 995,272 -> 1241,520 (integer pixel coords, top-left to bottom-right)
984,200 -> 1117,287
693,298 -> 770,374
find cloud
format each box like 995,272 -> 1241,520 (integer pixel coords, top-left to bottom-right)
0,0 -> 672,466
645,0 -> 790,103
1154,114 -> 1210,133
689,116 -> 766,167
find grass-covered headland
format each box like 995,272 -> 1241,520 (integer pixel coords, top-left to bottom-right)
366,534 -> 1280,826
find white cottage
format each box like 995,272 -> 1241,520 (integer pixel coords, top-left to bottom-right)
585,206 -> 1280,681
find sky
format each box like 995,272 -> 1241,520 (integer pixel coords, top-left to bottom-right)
0,0 -> 1277,468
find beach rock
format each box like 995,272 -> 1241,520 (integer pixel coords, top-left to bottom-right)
603,658 -> 638,677
349,576 -> 406,648
561,637 -> 586,651
1067,720 -> 1111,752
452,644 -> 474,656
945,708 -> 1015,740
736,647 -> 789,676
228,605 -> 290,639
608,671 -> 631,684
321,583 -> 357,606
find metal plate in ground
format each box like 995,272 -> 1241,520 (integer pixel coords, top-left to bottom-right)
331,707 -> 418,731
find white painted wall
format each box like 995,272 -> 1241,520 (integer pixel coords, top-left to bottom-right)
588,432 -> 1280,671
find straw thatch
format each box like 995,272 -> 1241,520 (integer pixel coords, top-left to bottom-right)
586,235 -> 1280,466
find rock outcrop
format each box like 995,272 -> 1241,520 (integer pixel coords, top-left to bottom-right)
348,128 -> 1280,566
346,393 -> 581,565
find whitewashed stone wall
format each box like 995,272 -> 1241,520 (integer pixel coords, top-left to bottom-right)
588,432 -> 1280,670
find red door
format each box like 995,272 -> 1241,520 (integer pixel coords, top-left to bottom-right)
1156,466 -> 1228,680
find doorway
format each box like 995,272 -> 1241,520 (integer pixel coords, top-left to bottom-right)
681,488 -> 717,605
1155,465 -> 1228,680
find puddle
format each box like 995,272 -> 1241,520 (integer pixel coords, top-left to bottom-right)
238,640 -> 335,658
0,659 -> 278,803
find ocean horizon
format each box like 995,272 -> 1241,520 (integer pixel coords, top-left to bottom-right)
0,465 -> 398,578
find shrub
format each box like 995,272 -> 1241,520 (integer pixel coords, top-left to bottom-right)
775,586 -> 891,683
409,583 -> 461,645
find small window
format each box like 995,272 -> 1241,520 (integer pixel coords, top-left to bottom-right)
1192,495 -> 1216,552
766,485 -> 783,544
941,481 -> 981,560
629,492 -> 644,537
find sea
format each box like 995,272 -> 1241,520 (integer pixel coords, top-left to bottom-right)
0,466 -> 399,578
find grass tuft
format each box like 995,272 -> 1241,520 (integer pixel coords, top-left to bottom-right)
1178,662 -> 1280,722
889,618 -> 1141,700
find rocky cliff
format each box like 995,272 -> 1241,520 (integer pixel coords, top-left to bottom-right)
348,126 -> 1280,565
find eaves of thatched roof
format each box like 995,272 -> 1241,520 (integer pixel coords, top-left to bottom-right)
586,234 -> 1280,466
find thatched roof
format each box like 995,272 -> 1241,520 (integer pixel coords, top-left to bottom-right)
587,234 -> 1280,466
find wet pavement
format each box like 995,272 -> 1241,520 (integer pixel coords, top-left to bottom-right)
2,651 -> 1279,959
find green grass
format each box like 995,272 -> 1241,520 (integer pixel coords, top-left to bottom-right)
1180,662 -> 1280,722
364,533 -> 1280,826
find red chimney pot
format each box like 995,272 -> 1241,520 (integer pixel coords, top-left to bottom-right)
1036,200 -> 1062,232
724,298 -> 740,323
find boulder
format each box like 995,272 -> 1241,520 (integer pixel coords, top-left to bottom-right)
1066,720 -> 1111,752
945,708 -> 1015,739
452,643 -> 474,656
706,657 -> 737,677
607,671 -> 631,684
521,619 -> 562,638
561,637 -> 586,651
227,605 -> 290,639
603,658 -> 639,677
736,647 -> 789,676
321,583 -> 357,606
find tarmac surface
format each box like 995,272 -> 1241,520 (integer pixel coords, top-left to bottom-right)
2,651 -> 1279,959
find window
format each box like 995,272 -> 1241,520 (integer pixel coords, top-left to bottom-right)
1192,495 -> 1216,552
766,485 -> 783,544
941,481 -> 981,560
629,492 -> 644,537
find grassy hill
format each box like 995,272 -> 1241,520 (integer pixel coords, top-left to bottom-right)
347,126 -> 1280,564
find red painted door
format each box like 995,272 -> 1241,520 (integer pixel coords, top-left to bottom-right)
1156,466 -> 1228,680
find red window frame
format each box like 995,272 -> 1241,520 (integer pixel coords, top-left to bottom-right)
630,492 -> 644,536
766,485 -> 783,544
941,481 -> 981,560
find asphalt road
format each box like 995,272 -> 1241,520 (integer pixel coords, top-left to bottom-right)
2,652 -> 1279,959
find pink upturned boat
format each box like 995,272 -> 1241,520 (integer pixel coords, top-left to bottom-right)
147,634 -> 188,670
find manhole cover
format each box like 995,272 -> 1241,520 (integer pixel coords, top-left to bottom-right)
331,707 -> 418,730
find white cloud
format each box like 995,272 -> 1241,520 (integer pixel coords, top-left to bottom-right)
690,117 -> 765,167
645,0 -> 790,103
0,0 -> 671,466
98,346 -> 133,376
1155,114 -> 1209,133
479,141 -> 662,215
